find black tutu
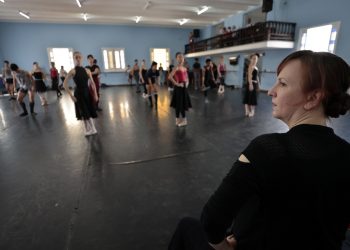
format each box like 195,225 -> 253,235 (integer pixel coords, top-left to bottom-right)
35,80 -> 47,93
170,86 -> 192,111
74,88 -> 97,120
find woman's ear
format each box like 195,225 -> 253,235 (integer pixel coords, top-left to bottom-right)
304,89 -> 323,110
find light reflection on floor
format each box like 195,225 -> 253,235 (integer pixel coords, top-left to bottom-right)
0,108 -> 6,128
60,100 -> 79,126
108,101 -> 115,121
119,101 -> 130,119
157,93 -> 171,119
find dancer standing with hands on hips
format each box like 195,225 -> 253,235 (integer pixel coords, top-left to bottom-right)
243,54 -> 259,117
63,51 -> 98,136
169,52 -> 192,127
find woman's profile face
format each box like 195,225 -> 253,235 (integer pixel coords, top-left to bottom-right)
268,60 -> 309,125
250,55 -> 258,65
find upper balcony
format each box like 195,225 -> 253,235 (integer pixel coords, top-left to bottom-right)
185,21 -> 297,58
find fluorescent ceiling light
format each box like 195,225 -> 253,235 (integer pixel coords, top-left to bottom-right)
0,0 -> 5,3
143,1 -> 151,10
82,13 -> 88,21
197,6 -> 209,15
76,0 -> 82,8
136,16 -> 142,23
19,11 -> 30,19
179,19 -> 189,26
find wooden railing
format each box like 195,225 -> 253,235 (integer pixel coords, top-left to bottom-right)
185,21 -> 296,54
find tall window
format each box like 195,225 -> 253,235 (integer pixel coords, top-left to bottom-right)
47,48 -> 74,71
102,48 -> 126,71
298,21 -> 340,53
150,48 -> 170,70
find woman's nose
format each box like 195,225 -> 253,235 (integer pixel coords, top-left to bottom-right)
268,85 -> 276,97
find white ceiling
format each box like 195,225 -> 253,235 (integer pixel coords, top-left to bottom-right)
0,0 -> 262,28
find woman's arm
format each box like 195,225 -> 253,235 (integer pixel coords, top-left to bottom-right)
86,69 -> 98,101
169,67 -> 182,87
26,72 -> 35,91
92,66 -> 100,76
63,69 -> 76,102
12,72 -> 16,87
139,68 -> 144,83
41,69 -> 46,81
200,155 -> 259,246
248,66 -> 254,91
184,68 -> 189,88
202,68 -> 206,87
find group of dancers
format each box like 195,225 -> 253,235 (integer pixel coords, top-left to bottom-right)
127,52 -> 260,126
1,53 -> 102,135
1,51 -> 260,135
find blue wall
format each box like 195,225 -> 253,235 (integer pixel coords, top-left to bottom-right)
0,22 -> 191,85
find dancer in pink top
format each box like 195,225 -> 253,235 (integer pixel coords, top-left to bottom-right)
169,52 -> 192,127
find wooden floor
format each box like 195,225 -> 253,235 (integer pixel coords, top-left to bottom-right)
0,86 -> 349,250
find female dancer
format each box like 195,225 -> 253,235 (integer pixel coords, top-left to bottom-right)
132,59 -> 141,93
167,64 -> 175,92
10,64 -> 36,116
50,62 -> 62,98
2,60 -> 16,100
59,66 -> 67,89
243,54 -> 259,117
139,60 -> 148,98
169,52 -> 192,126
31,62 -> 48,106
202,58 -> 215,104
63,51 -> 98,136
86,55 -> 102,111
217,56 -> 226,95
146,61 -> 159,108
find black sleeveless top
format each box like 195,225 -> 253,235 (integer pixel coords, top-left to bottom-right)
33,71 -> 44,81
73,66 -> 89,91
252,68 -> 258,83
141,68 -> 147,80
204,67 -> 213,83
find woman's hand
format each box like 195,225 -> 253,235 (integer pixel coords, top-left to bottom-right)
226,235 -> 237,248
249,83 -> 254,91
177,83 -> 184,88
210,236 -> 237,250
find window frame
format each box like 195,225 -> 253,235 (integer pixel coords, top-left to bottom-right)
150,48 -> 170,70
297,21 -> 341,54
47,47 -> 74,71
101,47 -> 126,72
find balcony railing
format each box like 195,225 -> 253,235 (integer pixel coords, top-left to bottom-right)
185,21 -> 296,54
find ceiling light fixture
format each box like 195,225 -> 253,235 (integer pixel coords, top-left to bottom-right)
82,13 -> 88,21
136,16 -> 142,23
143,1 -> 151,10
76,0 -> 82,8
197,6 -> 209,15
0,0 -> 5,3
179,19 -> 189,26
19,11 -> 30,19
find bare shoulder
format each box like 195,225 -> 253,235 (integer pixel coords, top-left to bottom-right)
238,154 -> 250,163
68,68 -> 76,76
